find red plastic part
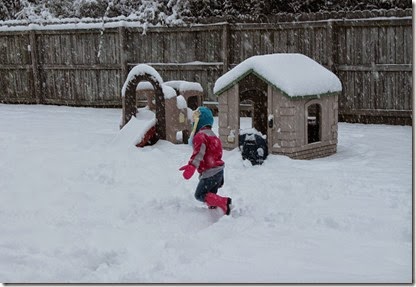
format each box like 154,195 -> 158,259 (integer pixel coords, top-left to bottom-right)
136,125 -> 157,148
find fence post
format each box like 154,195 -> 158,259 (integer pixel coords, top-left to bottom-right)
29,29 -> 43,104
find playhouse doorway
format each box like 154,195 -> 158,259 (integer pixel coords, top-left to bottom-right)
239,90 -> 268,135
238,73 -> 269,137
307,103 -> 321,144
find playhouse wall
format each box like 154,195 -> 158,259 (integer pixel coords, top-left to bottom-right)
164,97 -> 191,144
320,94 -> 338,144
218,84 -> 239,150
270,88 -> 339,159
269,89 -> 301,150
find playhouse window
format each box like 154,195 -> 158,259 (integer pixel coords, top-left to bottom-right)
307,104 -> 321,144
187,96 -> 199,110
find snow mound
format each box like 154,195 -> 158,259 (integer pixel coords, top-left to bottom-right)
112,108 -> 156,147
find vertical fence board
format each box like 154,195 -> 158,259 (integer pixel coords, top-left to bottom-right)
261,30 -> 273,55
387,26 -> 395,64
378,26 -> 387,64
404,71 -> 412,110
404,26 -> 412,64
395,26 -> 404,64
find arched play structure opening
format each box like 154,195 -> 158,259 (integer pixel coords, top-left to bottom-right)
121,69 -> 166,141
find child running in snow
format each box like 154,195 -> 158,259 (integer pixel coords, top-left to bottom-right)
179,106 -> 232,215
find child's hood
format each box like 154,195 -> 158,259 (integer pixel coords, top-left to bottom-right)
196,106 -> 214,132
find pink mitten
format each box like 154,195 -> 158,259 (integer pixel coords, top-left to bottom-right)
179,164 -> 196,180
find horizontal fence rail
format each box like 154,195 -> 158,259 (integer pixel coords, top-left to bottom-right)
0,10 -> 412,125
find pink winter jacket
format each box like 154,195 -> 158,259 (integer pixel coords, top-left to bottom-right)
188,127 -> 224,178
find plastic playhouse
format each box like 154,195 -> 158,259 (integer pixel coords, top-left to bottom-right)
214,53 -> 342,160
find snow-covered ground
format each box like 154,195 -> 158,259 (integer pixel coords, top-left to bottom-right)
0,104 -> 412,283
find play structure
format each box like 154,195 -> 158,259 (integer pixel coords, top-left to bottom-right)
119,54 -> 342,160
120,64 -> 202,147
214,53 -> 342,160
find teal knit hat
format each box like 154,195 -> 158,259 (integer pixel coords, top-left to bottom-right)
195,106 -> 214,132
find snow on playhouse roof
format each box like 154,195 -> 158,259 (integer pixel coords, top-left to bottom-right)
214,53 -> 342,98
164,81 -> 203,93
136,80 -> 203,94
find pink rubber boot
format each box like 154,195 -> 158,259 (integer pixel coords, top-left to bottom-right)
205,192 -> 232,215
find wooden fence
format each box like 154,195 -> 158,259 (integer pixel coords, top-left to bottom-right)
0,9 -> 412,125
